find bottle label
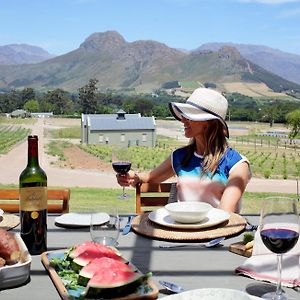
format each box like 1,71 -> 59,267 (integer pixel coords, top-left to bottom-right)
20,187 -> 47,211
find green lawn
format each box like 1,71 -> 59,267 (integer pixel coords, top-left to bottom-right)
1,184 -> 297,215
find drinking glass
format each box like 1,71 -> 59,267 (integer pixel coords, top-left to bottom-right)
112,146 -> 131,199
90,205 -> 120,247
259,197 -> 299,300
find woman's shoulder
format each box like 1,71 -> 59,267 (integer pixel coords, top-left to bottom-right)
221,147 -> 244,164
173,145 -> 190,156
224,147 -> 242,158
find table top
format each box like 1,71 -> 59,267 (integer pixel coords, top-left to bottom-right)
1,214 -> 299,299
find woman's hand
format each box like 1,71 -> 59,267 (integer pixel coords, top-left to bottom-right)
116,170 -> 140,187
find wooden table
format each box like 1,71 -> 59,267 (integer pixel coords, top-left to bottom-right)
1,214 -> 299,299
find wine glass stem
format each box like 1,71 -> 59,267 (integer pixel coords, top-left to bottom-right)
276,254 -> 284,297
122,186 -> 126,198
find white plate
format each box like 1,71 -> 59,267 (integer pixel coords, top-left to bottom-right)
148,207 -> 230,229
55,212 -> 110,228
162,288 -> 262,299
0,233 -> 32,289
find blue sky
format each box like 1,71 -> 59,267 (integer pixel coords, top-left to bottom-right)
1,0 -> 300,56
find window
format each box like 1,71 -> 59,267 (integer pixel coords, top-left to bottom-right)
142,133 -> 147,142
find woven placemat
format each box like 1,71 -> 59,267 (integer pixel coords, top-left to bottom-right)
0,214 -> 20,230
131,212 -> 246,241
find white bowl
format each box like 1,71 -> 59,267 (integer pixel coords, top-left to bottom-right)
165,202 -> 212,224
0,233 -> 32,289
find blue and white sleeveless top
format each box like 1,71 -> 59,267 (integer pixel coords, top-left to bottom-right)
171,146 -> 248,184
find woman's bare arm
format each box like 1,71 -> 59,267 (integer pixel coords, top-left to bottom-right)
117,156 -> 175,187
219,161 -> 250,213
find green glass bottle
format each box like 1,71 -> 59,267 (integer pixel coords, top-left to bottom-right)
19,135 -> 47,255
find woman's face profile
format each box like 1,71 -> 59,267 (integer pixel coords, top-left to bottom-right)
181,117 -> 209,138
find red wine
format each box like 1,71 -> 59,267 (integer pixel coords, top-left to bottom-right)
19,135 -> 47,255
260,228 -> 299,254
112,162 -> 131,174
20,209 -> 47,254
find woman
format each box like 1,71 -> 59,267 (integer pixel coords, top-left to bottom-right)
117,88 -> 251,213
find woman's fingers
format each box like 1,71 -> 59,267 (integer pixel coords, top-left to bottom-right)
116,173 -> 133,186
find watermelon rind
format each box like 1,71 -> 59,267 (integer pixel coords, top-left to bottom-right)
81,272 -> 151,299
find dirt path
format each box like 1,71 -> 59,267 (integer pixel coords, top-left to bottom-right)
0,119 -> 297,194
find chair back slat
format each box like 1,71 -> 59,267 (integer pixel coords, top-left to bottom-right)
136,182 -> 175,214
0,188 -> 70,214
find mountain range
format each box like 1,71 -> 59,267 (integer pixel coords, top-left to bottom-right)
197,43 -> 300,86
0,44 -> 55,65
0,31 -> 300,97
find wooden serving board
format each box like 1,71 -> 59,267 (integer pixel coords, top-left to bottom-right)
229,241 -> 253,257
41,250 -> 159,300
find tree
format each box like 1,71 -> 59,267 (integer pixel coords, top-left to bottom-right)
286,109 -> 300,138
24,100 -> 39,112
45,89 -> 73,115
21,88 -> 35,103
78,78 -> 99,114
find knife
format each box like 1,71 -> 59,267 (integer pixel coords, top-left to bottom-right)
122,216 -> 133,235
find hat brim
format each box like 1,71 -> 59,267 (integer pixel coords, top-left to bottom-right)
169,102 -> 229,138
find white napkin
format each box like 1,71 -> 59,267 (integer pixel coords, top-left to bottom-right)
235,229 -> 300,288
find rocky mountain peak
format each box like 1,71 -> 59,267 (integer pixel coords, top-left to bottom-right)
218,46 -> 243,61
80,31 -> 126,51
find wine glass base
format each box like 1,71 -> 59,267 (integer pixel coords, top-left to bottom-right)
118,194 -> 131,200
261,292 -> 287,300
245,282 -> 277,298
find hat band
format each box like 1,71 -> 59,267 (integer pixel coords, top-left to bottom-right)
186,100 -> 225,121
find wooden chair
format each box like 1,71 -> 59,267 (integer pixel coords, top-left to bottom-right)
0,188 -> 70,214
135,182 -> 176,214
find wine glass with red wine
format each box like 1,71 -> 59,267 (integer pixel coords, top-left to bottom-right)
112,147 -> 131,199
259,197 -> 299,300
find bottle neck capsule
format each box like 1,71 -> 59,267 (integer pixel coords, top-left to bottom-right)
27,135 -> 39,166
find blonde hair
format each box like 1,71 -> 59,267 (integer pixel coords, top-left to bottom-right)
182,120 -> 228,176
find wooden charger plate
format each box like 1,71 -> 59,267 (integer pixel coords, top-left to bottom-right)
0,213 -> 20,230
131,212 -> 246,241
41,250 -> 159,300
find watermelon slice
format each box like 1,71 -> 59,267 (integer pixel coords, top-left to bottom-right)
68,241 -> 120,260
82,269 -> 151,299
88,269 -> 140,288
78,257 -> 134,286
71,242 -> 124,272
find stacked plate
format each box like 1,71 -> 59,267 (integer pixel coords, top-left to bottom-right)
148,207 -> 230,229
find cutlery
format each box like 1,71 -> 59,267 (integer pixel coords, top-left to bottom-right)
122,216 -> 133,235
246,219 -> 258,231
159,236 -> 225,248
159,280 -> 185,293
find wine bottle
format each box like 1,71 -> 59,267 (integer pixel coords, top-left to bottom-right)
19,135 -> 47,255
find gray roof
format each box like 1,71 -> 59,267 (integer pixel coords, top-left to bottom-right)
82,113 -> 141,126
11,109 -> 27,115
89,116 -> 156,131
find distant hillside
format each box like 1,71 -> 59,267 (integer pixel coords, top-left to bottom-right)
0,44 -> 55,65
197,43 -> 300,85
0,31 -> 300,97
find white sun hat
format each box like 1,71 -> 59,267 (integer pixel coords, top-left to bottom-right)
169,88 -> 229,137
